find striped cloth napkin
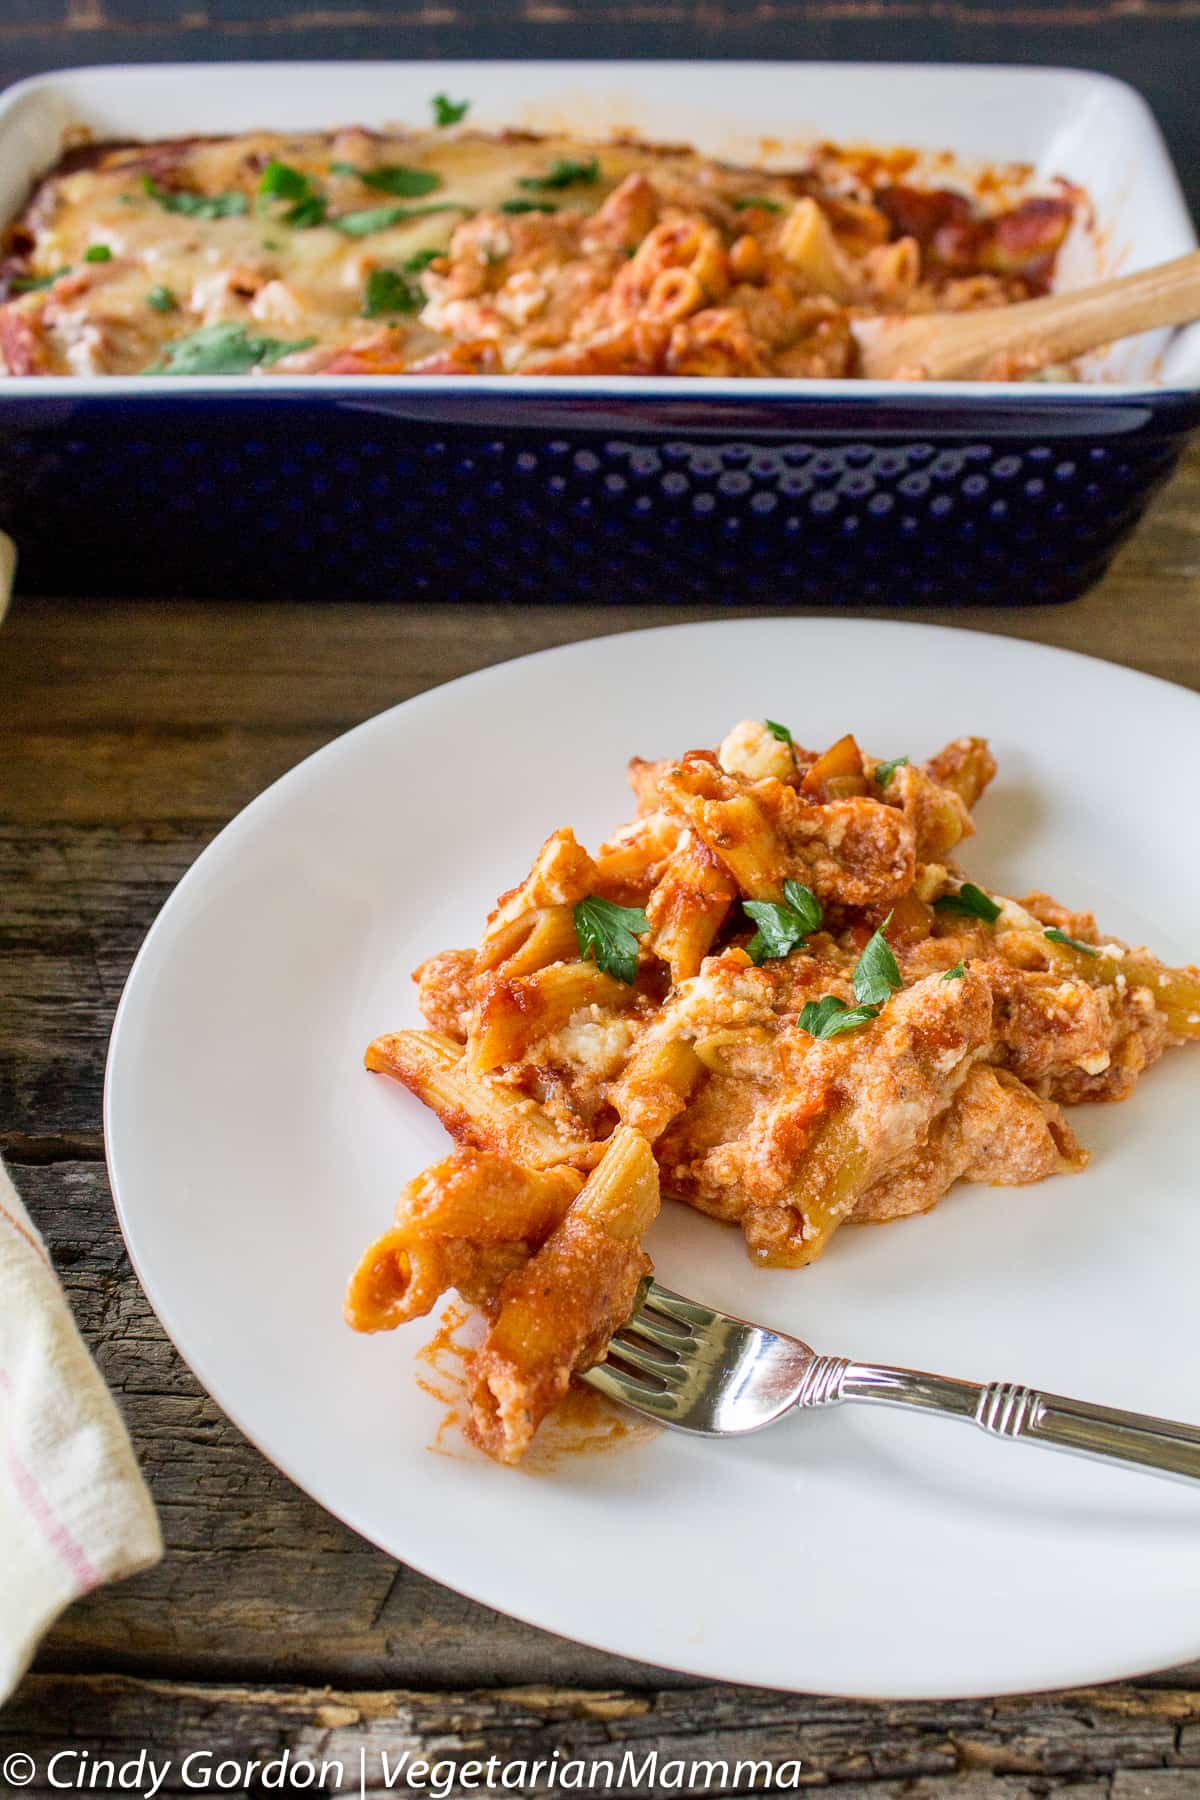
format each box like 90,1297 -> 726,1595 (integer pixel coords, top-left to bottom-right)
0,1161 -> 162,1704
1,546 -> 162,1702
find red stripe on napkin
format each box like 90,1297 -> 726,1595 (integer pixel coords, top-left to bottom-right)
0,1195 -> 52,1270
0,1368 -> 100,1592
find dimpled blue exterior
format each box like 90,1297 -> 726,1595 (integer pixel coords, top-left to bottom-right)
1,389 -> 1197,603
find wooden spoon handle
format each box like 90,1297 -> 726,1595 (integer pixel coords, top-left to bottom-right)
996,249 -> 1200,366
856,248 -> 1200,381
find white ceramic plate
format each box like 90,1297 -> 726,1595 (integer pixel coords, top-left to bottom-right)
106,619 -> 1200,1700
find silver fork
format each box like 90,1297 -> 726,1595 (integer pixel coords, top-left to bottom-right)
581,1282 -> 1200,1485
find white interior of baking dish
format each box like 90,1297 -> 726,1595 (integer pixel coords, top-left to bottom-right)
1,60 -> 1196,395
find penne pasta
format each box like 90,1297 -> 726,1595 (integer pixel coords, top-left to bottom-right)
467,1126 -> 660,1463
469,959 -> 639,1073
8,131 -> 1078,383
351,716 -> 1196,1461
923,736 -> 997,812
365,1030 -> 596,1166
777,197 -> 856,301
478,829 -> 597,972
610,1033 -> 705,1141
593,810 -> 681,898
657,754 -> 788,898
345,1150 -> 582,1331
645,832 -> 736,983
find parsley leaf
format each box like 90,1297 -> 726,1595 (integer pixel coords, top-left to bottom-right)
84,244 -> 112,263
798,995 -> 880,1040
335,202 -> 463,237
330,161 -> 442,198
363,266 -> 424,317
146,284 -> 177,313
732,195 -> 784,212
519,157 -> 600,191
143,176 -> 248,219
573,896 -> 649,986
500,197 -> 559,215
875,755 -> 909,789
1045,927 -> 1099,956
284,193 -> 328,228
146,323 -> 316,375
942,961 -> 966,981
782,881 -> 823,932
258,159 -> 311,202
258,162 -> 328,229
432,93 -> 470,127
743,879 -> 823,965
852,913 -> 902,1007
10,267 -> 70,293
933,882 -> 1002,924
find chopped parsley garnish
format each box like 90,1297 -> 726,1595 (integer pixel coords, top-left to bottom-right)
330,161 -> 441,198
146,284 -> 177,313
143,177 -> 248,219
258,159 -> 311,201
1045,927 -> 1099,956
500,197 -> 559,215
797,913 -> 902,1039
733,195 -> 784,212
942,961 -> 966,981
84,244 -> 112,263
335,202 -> 463,237
798,995 -> 880,1040
519,157 -> 600,191
874,755 -> 909,789
402,247 -> 442,272
284,194 -> 328,228
363,266 -> 425,318
743,880 -> 822,966
257,161 -> 328,228
933,882 -> 1002,924
146,322 -> 316,376
852,914 -> 902,1008
432,93 -> 470,127
573,896 -> 649,986
10,267 -> 70,293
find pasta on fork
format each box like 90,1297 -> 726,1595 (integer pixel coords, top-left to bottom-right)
346,719 -> 1200,1462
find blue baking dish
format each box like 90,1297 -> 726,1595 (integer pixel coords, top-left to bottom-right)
2,61 -> 1198,604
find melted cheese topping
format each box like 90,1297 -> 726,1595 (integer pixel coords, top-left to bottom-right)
0,127 -> 1077,377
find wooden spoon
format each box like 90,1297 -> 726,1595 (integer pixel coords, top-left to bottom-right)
851,248 -> 1200,381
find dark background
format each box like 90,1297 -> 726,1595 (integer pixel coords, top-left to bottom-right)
2,2 -> 1198,224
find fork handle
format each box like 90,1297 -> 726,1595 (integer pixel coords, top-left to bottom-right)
826,1362 -> 1200,1485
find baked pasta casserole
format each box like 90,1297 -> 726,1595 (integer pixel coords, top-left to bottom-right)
1,103 -> 1079,378
347,721 -> 1199,1462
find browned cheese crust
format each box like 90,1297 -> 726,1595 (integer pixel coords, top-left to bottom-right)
1,128 -> 1078,377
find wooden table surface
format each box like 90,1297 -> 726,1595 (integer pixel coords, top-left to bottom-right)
3,448 -> 1200,1793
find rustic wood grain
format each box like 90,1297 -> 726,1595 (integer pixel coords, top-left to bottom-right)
2,1672 -> 1200,1797
2,444 -> 1200,833
10,1158 -> 693,1693
3,438 -> 1200,1769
